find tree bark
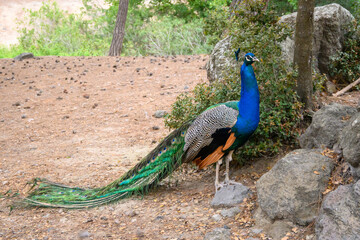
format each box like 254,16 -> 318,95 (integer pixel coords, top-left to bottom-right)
293,0 -> 315,109
109,0 -> 129,56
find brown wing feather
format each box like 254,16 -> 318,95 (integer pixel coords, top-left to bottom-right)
195,133 -> 237,169
196,146 -> 225,170
223,132 -> 236,151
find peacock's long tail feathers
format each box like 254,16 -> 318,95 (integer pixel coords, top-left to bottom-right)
24,121 -> 193,208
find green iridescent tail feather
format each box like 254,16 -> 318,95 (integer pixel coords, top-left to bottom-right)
24,122 -> 192,208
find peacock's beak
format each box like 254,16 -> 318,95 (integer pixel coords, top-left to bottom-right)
253,57 -> 260,62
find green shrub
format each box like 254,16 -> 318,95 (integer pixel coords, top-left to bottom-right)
329,22 -> 360,86
0,45 -> 26,58
203,5 -> 231,46
15,1 -> 110,56
0,0 -> 217,58
166,1 -> 302,161
148,0 -> 231,20
126,17 -> 211,56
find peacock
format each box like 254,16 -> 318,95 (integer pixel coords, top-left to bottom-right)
24,50 -> 260,208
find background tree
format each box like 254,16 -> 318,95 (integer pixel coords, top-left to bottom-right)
109,0 -> 129,56
293,0 -> 316,109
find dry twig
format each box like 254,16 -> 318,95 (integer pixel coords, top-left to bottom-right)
333,77 -> 360,97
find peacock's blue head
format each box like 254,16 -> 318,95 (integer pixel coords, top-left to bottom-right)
244,53 -> 259,65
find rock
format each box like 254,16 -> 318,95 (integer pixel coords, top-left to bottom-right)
14,53 -> 34,61
212,214 -> 222,222
267,220 -> 295,240
299,103 -> 357,149
222,225 -> 230,230
279,4 -> 354,74
205,36 -> 237,83
250,228 -> 262,235
211,184 -> 251,208
136,229 -> 145,238
220,207 -> 241,218
152,126 -> 160,130
325,81 -> 337,94
256,149 -> 333,225
125,210 -> 138,217
78,230 -> 91,239
155,215 -> 164,221
315,180 -> 360,240
306,234 -> 316,240
153,110 -> 168,118
254,207 -> 295,240
204,227 -> 231,240
338,112 -> 360,168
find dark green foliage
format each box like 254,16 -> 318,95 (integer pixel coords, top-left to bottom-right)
268,0 -> 296,15
203,5 -> 231,46
315,0 -> 360,15
329,22 -> 360,86
149,0 -> 231,20
166,1 -> 302,160
270,0 -> 360,15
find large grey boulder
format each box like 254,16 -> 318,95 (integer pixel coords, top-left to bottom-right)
205,36 -> 237,83
299,103 -> 357,149
338,112 -> 360,168
279,3 -> 354,74
315,180 -> 360,240
256,149 -> 333,226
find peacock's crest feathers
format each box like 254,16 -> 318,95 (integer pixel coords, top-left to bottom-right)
235,48 -> 241,62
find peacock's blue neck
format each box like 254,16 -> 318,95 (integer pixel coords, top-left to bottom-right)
234,63 -> 260,135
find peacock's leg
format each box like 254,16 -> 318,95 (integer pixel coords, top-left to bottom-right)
215,159 -> 223,191
224,151 -> 233,183
224,151 -> 242,185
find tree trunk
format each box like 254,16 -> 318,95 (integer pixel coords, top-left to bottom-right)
293,0 -> 315,109
109,0 -> 129,56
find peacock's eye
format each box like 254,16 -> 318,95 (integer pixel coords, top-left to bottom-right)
245,56 -> 251,62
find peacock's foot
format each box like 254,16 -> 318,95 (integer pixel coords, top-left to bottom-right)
221,179 -> 243,187
227,180 -> 243,185
215,180 -> 243,191
215,182 -> 224,192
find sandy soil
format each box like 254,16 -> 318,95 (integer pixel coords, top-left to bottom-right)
0,54 -> 274,240
1,53 -> 359,239
0,0 -> 107,46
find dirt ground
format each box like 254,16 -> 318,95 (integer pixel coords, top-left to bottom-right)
1,54 -> 359,240
0,54 -> 273,240
1,2 -> 360,240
